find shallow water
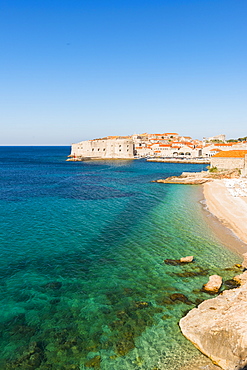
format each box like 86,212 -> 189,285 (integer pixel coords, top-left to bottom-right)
0,147 -> 242,369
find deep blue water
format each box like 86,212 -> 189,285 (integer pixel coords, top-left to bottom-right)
0,147 -> 241,369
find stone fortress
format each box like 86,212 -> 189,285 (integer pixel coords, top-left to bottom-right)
71,136 -> 134,159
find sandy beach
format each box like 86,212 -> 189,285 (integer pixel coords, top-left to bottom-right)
204,179 -> 247,245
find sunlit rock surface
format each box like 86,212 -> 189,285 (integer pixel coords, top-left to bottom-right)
179,272 -> 247,370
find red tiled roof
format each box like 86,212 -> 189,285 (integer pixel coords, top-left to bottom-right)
213,150 -> 247,158
214,143 -> 233,146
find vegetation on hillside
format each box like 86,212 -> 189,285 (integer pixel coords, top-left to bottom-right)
227,136 -> 247,143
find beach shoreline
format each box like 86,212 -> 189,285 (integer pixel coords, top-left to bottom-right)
203,180 -> 247,250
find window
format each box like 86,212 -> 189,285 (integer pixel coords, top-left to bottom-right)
98,148 -> 100,151
92,148 -> 94,151
119,149 -> 121,152
103,148 -> 106,151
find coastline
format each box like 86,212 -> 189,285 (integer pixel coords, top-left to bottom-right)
147,158 -> 210,164
203,179 -> 247,247
178,179 -> 247,370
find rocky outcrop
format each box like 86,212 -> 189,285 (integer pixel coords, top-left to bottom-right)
202,275 -> 223,294
242,252 -> 247,269
164,256 -> 194,265
154,176 -> 211,185
154,171 -> 211,184
180,256 -> 194,263
153,169 -> 241,185
179,272 -> 247,370
233,270 -> 247,285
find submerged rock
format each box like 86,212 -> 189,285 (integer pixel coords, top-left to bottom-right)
134,301 -> 150,309
202,275 -> 222,294
6,341 -> 44,369
85,355 -> 101,368
173,267 -> 208,278
170,293 -> 193,305
224,279 -> 241,289
161,314 -> 172,320
164,258 -> 182,266
164,256 -> 194,265
115,338 -> 135,356
11,324 -> 36,338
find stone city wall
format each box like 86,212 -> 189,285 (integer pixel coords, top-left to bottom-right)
242,155 -> 247,177
211,157 -> 245,170
71,138 -> 134,159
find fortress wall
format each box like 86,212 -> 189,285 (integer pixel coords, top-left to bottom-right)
71,138 -> 134,159
211,157 -> 245,170
242,155 -> 247,177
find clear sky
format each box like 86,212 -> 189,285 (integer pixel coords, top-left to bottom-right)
1,0 -> 246,145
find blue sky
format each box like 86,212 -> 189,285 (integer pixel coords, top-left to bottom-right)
1,0 -> 246,145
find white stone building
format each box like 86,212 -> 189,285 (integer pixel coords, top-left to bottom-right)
202,142 -> 247,157
211,150 -> 247,175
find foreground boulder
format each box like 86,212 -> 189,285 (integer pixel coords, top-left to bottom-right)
202,275 -> 222,294
179,273 -> 247,370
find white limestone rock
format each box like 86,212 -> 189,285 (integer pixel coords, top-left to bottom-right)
180,256 -> 194,263
202,275 -> 222,294
233,270 -> 247,285
242,252 -> 247,269
179,276 -> 247,370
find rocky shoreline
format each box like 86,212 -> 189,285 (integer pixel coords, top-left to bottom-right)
147,158 -> 210,164
155,168 -> 247,369
162,253 -> 247,370
179,257 -> 247,370
153,169 -> 241,185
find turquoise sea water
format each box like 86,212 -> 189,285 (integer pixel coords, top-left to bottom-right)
0,147 -> 242,369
